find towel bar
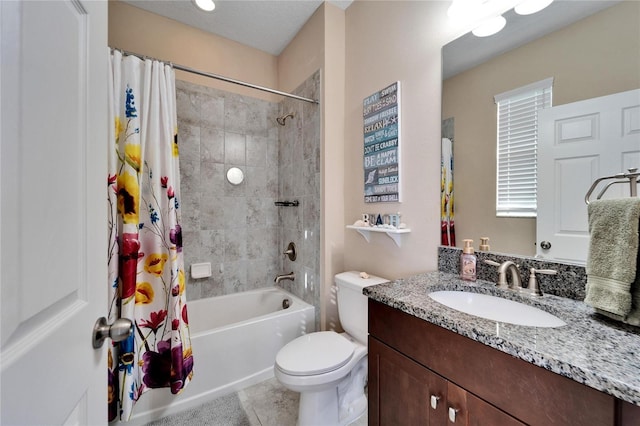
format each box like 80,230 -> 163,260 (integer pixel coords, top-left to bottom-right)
584,168 -> 639,204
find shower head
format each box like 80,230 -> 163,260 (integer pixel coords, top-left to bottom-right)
276,112 -> 294,126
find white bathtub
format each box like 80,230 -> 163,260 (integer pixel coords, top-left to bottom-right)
124,287 -> 315,425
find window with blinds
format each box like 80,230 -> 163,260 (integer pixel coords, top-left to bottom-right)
494,77 -> 553,217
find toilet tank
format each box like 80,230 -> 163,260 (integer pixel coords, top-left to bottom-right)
335,271 -> 389,344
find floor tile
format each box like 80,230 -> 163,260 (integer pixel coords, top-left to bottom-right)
146,377 -> 368,426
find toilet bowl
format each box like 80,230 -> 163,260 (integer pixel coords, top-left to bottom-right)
274,271 -> 388,426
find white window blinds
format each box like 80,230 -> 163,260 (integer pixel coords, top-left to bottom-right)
494,77 -> 553,217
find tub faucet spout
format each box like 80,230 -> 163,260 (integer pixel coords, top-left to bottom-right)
275,272 -> 295,283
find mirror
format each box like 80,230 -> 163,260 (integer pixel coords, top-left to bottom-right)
441,1 -> 640,260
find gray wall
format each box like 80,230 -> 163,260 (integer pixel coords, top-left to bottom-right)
177,80 -> 281,299
275,71 -> 321,326
177,71 -> 320,322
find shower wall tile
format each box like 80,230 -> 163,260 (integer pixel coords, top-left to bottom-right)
247,259 -> 269,289
300,226 -> 319,271
201,127 -> 224,163
246,99 -> 268,136
267,137 -> 278,169
303,196 -> 320,233
180,191 -> 200,233
180,158 -> 200,193
177,123 -> 200,164
200,95 -> 224,129
176,89 -> 201,124
246,135 -> 268,166
224,132 -> 246,165
302,164 -> 316,197
275,71 -> 321,328
279,204 -> 302,232
247,197 -> 277,228
222,259 -> 248,293
266,167 -> 279,199
177,79 -> 281,299
200,163 -> 225,197
185,280 -> 202,301
224,227 -> 247,260
200,229 -> 225,260
200,194 -> 225,230
223,169 -> 247,197
177,74 -> 319,327
247,227 -> 268,260
224,94 -> 248,134
223,196 -> 248,228
183,231 -> 206,301
200,279 -> 220,299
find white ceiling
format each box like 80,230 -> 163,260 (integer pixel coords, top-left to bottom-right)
122,0 -> 353,56
122,0 -> 622,72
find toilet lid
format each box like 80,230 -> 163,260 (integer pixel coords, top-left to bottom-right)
276,331 -> 354,376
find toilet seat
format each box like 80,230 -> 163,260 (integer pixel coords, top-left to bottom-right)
275,331 -> 355,376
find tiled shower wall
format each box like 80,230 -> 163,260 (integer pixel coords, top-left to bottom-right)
176,71 -> 320,318
276,71 -> 321,325
177,80 -> 281,300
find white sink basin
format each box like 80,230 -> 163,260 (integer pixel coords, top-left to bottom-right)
429,291 -> 566,328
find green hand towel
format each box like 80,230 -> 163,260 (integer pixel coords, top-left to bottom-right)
593,258 -> 640,326
585,198 -> 640,317
612,242 -> 640,325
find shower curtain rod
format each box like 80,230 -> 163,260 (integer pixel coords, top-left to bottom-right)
112,48 -> 320,105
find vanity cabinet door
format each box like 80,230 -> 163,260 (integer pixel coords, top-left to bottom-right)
447,381 -> 525,426
369,299 -> 617,425
369,336 -> 448,426
617,400 -> 640,426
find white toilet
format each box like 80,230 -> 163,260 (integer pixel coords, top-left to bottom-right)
274,271 -> 388,426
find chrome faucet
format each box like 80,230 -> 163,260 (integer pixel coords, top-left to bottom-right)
274,272 -> 295,283
485,260 -> 522,290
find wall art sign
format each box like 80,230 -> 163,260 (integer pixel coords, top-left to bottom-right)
363,81 -> 401,203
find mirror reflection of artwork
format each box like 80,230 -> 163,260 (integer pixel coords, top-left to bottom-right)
441,117 -> 455,246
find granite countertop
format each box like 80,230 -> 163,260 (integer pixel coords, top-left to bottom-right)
364,271 -> 640,406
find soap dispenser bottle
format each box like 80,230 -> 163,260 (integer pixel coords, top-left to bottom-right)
460,239 -> 477,281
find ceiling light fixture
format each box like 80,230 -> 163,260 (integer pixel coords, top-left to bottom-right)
193,0 -> 215,12
472,15 -> 507,37
447,0 -> 484,25
514,0 -> 553,15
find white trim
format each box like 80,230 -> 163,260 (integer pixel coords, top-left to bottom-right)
494,77 -> 554,104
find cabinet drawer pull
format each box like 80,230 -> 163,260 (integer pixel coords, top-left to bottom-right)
430,395 -> 440,409
448,406 -> 459,423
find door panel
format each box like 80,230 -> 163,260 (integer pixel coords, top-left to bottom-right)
1,1 -> 108,424
537,89 -> 640,263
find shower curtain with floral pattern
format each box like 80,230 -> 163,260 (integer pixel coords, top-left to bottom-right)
107,50 -> 194,422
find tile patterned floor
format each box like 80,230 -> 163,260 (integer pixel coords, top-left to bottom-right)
146,377 -> 368,426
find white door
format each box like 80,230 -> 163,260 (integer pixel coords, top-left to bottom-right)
1,1 -> 108,424
537,89 -> 640,263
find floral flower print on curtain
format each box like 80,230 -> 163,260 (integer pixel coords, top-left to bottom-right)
107,50 -> 193,422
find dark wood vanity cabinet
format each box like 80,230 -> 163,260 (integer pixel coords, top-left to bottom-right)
369,335 -> 445,425
369,336 -> 524,426
368,299 -> 640,426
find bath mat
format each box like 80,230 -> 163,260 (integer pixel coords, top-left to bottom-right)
145,393 -> 252,426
